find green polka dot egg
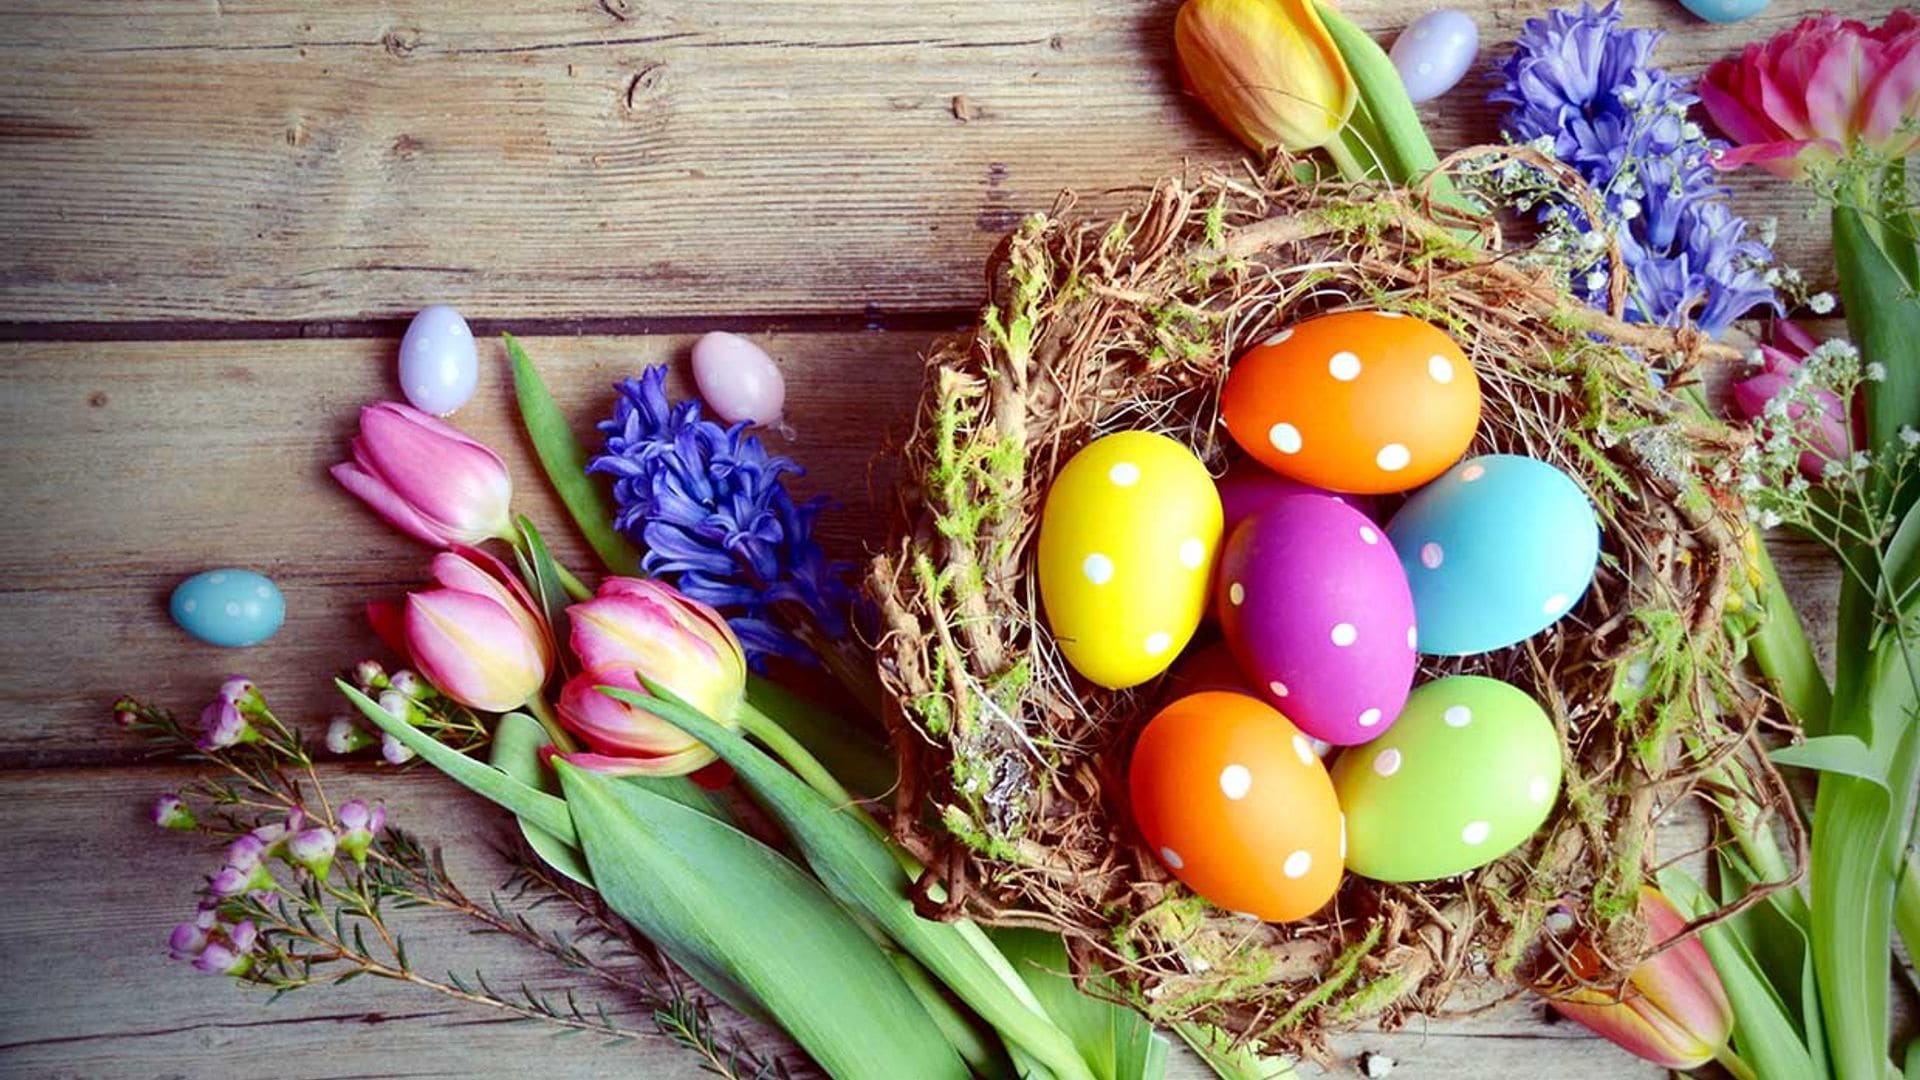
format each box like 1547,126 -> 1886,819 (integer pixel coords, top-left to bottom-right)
1329,675 -> 1562,882
1037,431 -> 1223,689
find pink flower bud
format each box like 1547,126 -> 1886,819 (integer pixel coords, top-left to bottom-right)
286,827 -> 338,879
336,799 -> 386,867
150,793 -> 196,831
217,677 -> 259,708
381,731 -> 417,765
388,670 -> 428,699
1538,886 -> 1733,1069
403,548 -> 552,712
325,715 -> 377,755
352,659 -> 387,690
1703,10 -> 1920,178
192,939 -> 252,977
196,695 -> 257,752
168,920 -> 209,961
224,835 -> 266,873
330,402 -> 513,547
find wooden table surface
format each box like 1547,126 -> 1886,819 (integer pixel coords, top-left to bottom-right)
0,1 -> 1875,1076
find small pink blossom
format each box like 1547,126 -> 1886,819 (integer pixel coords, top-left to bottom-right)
149,793 -> 196,831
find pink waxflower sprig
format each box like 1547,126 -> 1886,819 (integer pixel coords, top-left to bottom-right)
327,659 -> 491,765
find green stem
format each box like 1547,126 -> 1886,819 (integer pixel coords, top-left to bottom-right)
1321,134 -> 1369,184
1898,856 -> 1920,978
736,701 -> 868,822
523,695 -> 579,755
1717,1043 -> 1761,1080
1748,538 -> 1835,737
553,560 -> 591,602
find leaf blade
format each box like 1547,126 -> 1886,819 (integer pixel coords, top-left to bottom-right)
503,333 -> 641,576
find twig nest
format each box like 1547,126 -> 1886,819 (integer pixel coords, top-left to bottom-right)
868,154 -> 1785,1055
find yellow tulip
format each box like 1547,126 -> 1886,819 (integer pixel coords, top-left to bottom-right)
1174,0 -> 1358,153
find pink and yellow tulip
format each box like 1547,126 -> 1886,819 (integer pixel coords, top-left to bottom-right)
403,548 -> 552,712
1173,0 -> 1356,154
557,577 -> 746,776
1701,10 -> 1920,179
1539,886 -> 1734,1070
331,402 -> 514,547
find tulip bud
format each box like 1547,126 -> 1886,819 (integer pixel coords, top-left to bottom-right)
403,548 -> 552,712
1537,886 -> 1733,1069
150,793 -> 197,831
330,402 -> 514,548
336,799 -> 386,867
557,577 -> 747,777
1174,0 -> 1358,153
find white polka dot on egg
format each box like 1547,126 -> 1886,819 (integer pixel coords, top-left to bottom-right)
1339,815 -> 1348,859
1407,626 -> 1418,649
1419,542 -> 1445,569
1528,776 -> 1552,804
208,573 -> 227,585
1328,351 -> 1362,381
1282,850 -> 1312,879
1160,846 -> 1185,870
1543,593 -> 1570,616
1428,354 -> 1454,383
1228,582 -> 1245,606
1219,764 -> 1252,800
1460,463 -> 1486,482
1376,443 -> 1411,472
1268,680 -> 1290,698
1292,735 -> 1315,765
1108,461 -> 1141,486
1373,748 -> 1401,776
224,602 -> 242,617
1444,705 -> 1472,728
1082,552 -> 1114,585
1178,538 -> 1207,569
1359,526 -> 1380,545
1359,708 -> 1383,728
1461,821 -> 1491,846
1269,422 -> 1303,454
1144,631 -> 1172,656
1330,623 -> 1357,647
182,599 -> 198,613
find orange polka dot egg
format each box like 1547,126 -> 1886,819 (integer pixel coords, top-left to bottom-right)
1129,691 -> 1344,922
1221,311 -> 1481,494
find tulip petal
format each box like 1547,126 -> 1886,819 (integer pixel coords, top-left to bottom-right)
330,462 -> 447,545
432,547 -> 556,670
352,403 -> 512,544
405,589 -> 544,712
557,668 -> 706,757
559,746 -> 717,777
1860,32 -> 1920,147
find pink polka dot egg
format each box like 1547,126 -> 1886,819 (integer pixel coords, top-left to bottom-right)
1330,675 -> 1562,882
1217,494 -> 1417,746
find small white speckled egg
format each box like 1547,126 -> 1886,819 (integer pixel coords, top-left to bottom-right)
398,305 -> 478,417
1390,10 -> 1479,104
1037,432 -> 1223,689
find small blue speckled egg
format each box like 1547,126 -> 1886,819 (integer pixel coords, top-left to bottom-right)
170,569 -> 285,647
1390,10 -> 1479,104
398,304 -> 478,416
1386,455 -> 1599,656
1676,0 -> 1769,23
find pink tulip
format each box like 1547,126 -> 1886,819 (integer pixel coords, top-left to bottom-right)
1730,320 -> 1853,480
331,402 -> 513,547
1539,886 -> 1734,1070
557,577 -> 746,777
404,548 -> 551,712
1701,10 -> 1920,180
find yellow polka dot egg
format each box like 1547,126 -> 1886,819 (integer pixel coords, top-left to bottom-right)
1330,675 -> 1562,882
1037,431 -> 1223,689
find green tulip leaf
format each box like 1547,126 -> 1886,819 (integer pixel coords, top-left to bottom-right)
555,760 -> 969,1080
512,515 -> 573,639
504,333 -> 641,576
988,927 -> 1169,1080
745,674 -> 898,800
1834,204 -> 1920,519
489,713 -> 592,886
338,682 -> 577,846
1660,868 -> 1819,1080
605,682 -> 1097,1080
1770,734 -> 1885,786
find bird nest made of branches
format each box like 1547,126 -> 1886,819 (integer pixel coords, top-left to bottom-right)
865,149 -> 1801,1056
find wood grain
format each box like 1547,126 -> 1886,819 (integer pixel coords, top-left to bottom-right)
0,332 -> 931,765
0,764 -> 1667,1079
0,0 -> 1890,324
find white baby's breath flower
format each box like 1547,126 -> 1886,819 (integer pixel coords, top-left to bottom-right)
1528,134 -> 1558,156
1809,292 -> 1836,314
1823,459 -> 1849,481
1900,426 -> 1920,448
1851,451 -> 1872,472
1866,362 -> 1886,382
1760,510 -> 1783,530
1759,217 -> 1779,247
1586,270 -> 1609,292
1764,268 -> 1784,286
1618,199 -> 1642,220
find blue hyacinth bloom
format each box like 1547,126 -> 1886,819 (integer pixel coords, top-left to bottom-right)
1492,0 -> 1776,338
588,366 -> 852,667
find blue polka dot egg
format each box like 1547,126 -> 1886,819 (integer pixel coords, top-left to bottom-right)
1386,455 -> 1599,657
170,569 -> 285,647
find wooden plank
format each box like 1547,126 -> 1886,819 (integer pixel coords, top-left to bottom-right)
0,329 -> 1847,762
0,0 -> 1881,323
0,764 -> 1663,1078
0,332 -> 932,765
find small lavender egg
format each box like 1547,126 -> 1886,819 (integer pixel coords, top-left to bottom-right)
398,305 -> 478,417
170,569 -> 285,648
691,331 -> 786,427
1390,10 -> 1479,104
1676,0 -> 1769,23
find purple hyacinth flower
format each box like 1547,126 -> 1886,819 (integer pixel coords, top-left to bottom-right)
588,365 -> 854,668
1492,0 -> 1775,339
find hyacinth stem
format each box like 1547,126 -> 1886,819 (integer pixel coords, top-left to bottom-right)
523,695 -> 579,755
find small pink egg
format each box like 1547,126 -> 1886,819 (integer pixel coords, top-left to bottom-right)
1217,495 -> 1418,745
691,331 -> 786,427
